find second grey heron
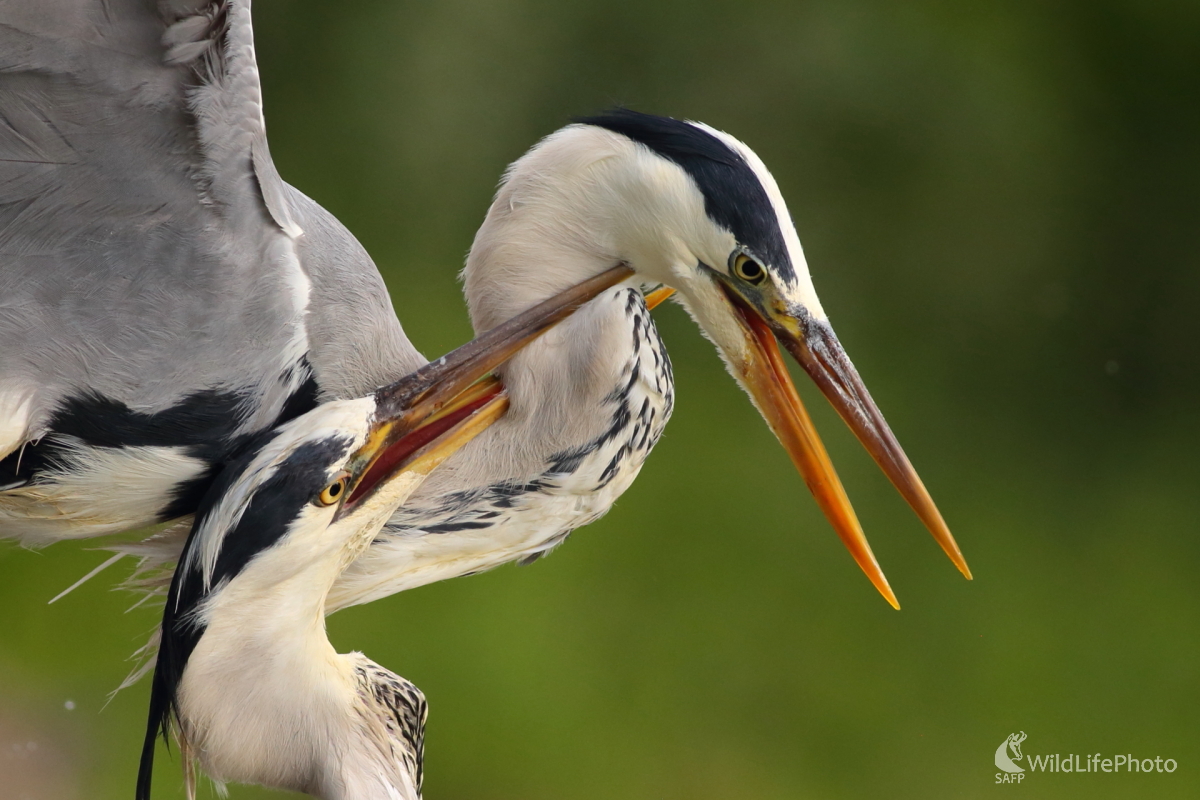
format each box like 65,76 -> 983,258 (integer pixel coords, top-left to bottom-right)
322,109 -> 971,611
1,1 -> 967,611
138,373 -> 511,800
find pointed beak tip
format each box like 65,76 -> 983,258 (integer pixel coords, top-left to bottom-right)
758,301 -> 970,600
870,573 -> 901,610
935,530 -> 972,581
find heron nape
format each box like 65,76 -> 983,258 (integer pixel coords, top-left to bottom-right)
0,2 -> 970,798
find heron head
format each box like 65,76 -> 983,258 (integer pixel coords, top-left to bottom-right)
557,110 -> 970,605
178,381 -> 509,596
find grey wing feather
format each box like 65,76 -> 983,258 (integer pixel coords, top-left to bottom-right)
285,184 -> 427,400
0,0 -> 422,460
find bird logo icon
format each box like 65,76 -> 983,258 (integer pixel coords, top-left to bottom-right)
995,731 -> 1028,774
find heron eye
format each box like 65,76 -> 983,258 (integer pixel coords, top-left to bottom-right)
316,476 -> 349,507
732,253 -> 765,284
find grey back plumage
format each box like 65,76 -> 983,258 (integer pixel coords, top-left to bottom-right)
0,1 -> 421,540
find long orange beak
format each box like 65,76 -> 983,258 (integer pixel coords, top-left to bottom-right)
710,285 -> 969,608
773,308 -> 970,586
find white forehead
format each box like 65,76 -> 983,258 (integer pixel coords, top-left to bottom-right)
274,397 -> 376,454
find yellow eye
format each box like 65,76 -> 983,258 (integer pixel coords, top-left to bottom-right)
316,475 -> 349,507
732,253 -> 765,284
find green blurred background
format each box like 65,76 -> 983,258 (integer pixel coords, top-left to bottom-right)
2,0 -> 1198,797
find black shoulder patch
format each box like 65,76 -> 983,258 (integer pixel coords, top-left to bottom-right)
575,109 -> 796,284
161,360 -> 321,521
137,430 -> 352,800
0,387 -> 250,519
0,358 -> 326,524
276,366 -> 321,426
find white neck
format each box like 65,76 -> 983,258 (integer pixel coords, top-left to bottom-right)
178,482 -> 426,799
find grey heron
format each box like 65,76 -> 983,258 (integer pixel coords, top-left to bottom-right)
137,374 -> 511,800
319,109 -> 972,612
0,0 -> 968,608
0,0 -> 431,543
